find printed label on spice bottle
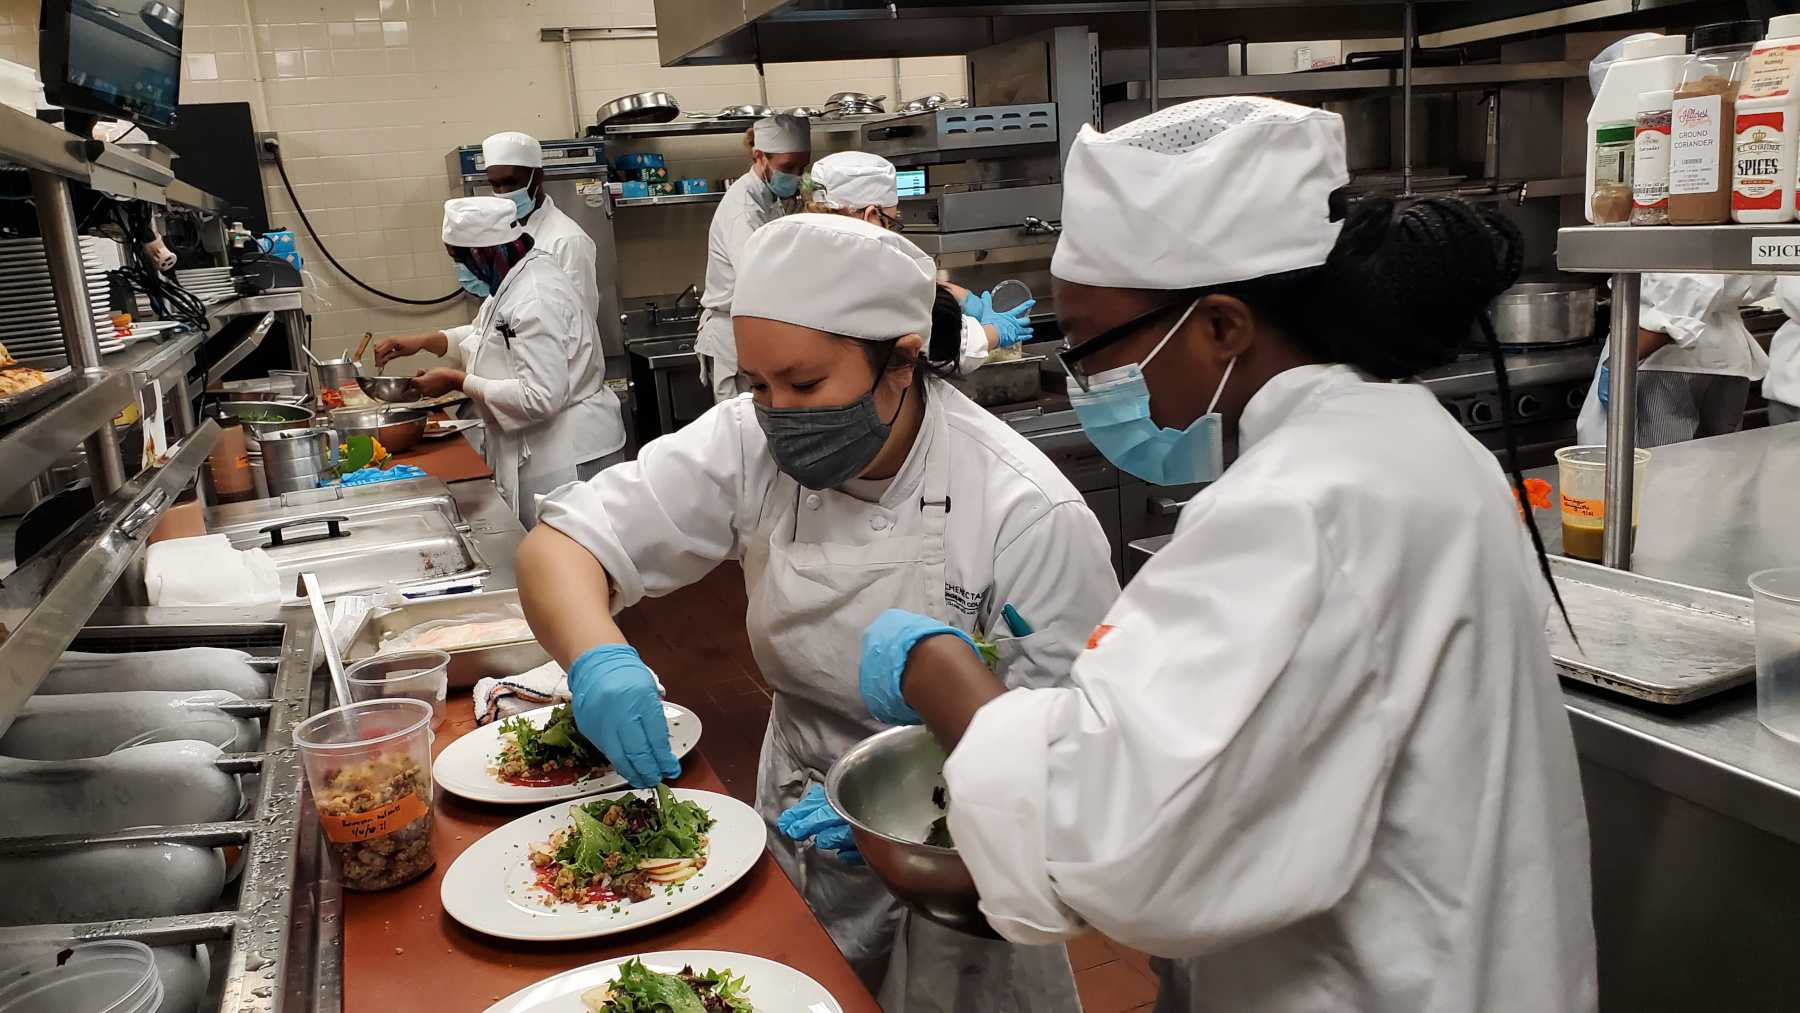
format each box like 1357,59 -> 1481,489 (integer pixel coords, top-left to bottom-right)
1560,494 -> 1605,520
1742,44 -> 1800,100
1735,111 -> 1789,209
317,793 -> 428,843
1670,94 -> 1724,195
1634,119 -> 1672,208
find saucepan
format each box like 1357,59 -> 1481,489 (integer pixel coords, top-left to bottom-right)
1485,282 -> 1603,347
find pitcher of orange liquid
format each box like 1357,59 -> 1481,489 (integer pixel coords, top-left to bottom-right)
1554,446 -> 1650,561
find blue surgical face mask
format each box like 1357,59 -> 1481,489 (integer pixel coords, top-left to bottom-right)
498,186 -> 535,220
454,262 -> 490,299
1069,299 -> 1236,487
767,170 -> 803,199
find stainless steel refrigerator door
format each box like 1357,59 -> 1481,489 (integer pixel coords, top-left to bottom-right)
541,177 -> 626,358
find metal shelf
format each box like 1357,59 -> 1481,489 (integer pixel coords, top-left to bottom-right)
604,119 -> 762,139
1158,59 -> 1586,101
0,419 -> 221,735
614,191 -> 725,208
203,312 -> 278,387
0,369 -> 140,505
0,103 -> 179,203
1557,224 -> 1800,275
904,224 -> 1060,257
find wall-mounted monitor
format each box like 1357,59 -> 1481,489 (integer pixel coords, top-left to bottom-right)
39,0 -> 184,131
896,168 -> 927,198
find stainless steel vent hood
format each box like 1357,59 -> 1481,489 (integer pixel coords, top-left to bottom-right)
652,0 -> 1702,68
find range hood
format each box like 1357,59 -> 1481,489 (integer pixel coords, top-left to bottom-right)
653,0 -> 1708,68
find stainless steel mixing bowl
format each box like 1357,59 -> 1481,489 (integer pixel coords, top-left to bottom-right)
330,406 -> 428,454
826,724 -> 998,938
355,374 -> 417,403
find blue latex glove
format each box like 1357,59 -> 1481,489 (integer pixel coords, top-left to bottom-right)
859,608 -> 981,726
1597,362 -> 1610,409
566,643 -> 681,788
960,290 -> 987,319
963,291 -> 1037,348
777,784 -> 863,865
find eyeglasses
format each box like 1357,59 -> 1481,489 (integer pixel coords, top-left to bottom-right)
1054,298 -> 1195,392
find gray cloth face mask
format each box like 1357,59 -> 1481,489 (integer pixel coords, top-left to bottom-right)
754,384 -> 905,490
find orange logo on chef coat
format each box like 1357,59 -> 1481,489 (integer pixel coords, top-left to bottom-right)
1085,625 -> 1115,650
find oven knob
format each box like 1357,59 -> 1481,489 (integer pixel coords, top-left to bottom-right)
1566,385 -> 1587,410
1515,393 -> 1542,418
1469,400 -> 1496,425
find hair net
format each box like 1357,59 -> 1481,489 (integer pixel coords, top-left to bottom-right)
482,131 -> 543,169
811,151 -> 899,210
1051,96 -> 1348,291
733,214 -> 935,340
753,114 -> 811,154
442,195 -> 524,247
1588,33 -> 1666,96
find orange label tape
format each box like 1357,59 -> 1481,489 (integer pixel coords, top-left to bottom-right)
317,793 -> 428,843
1559,494 -> 1605,520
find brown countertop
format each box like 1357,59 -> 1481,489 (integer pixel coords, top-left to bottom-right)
388,415 -> 491,483
341,699 -> 880,1013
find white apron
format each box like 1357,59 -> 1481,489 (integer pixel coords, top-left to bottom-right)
464,250 -> 606,526
742,402 -> 1079,1013
695,308 -> 742,403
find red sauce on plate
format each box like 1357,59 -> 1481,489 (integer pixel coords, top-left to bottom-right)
504,767 -> 588,787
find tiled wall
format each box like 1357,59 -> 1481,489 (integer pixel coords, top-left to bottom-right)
0,0 -> 963,358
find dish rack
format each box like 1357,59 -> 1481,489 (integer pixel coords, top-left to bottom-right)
0,616 -> 339,1013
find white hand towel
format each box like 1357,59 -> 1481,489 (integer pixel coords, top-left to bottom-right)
473,660 -> 569,725
144,534 -> 282,607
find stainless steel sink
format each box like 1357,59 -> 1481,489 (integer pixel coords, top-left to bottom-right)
204,478 -> 489,600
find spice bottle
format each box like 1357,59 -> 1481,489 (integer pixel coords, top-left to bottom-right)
1587,34 -> 1687,223
1669,21 -> 1761,224
1633,89 -> 1674,224
1733,14 -> 1800,222
205,409 -> 255,505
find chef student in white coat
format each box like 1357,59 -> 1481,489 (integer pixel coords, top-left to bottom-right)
404,196 -> 625,526
805,150 -> 1038,374
375,131 -> 601,367
695,114 -> 811,404
1765,277 -> 1800,425
857,97 -> 1598,1013
514,213 -> 1116,1012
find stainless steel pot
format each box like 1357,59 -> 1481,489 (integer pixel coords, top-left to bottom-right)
260,428 -> 337,495
700,104 -> 774,120
215,402 -> 315,445
595,91 -> 680,128
313,357 -> 358,394
783,105 -> 826,118
1486,282 -> 1601,347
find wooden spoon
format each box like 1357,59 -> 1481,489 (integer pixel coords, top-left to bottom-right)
352,331 -> 373,363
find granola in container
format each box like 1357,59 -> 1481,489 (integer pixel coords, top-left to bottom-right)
294,698 -> 437,891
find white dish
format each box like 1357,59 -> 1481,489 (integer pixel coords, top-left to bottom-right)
483,950 -> 843,1013
440,788 -> 764,942
422,417 -> 483,439
433,702 -> 702,805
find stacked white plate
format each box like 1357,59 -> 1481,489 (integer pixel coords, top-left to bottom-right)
0,237 -> 122,366
174,266 -> 236,303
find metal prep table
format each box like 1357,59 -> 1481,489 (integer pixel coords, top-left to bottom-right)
1128,421 -> 1800,1013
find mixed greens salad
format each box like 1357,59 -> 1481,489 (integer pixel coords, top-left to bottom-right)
530,785 -> 715,906
492,704 -> 610,785
580,959 -> 752,1013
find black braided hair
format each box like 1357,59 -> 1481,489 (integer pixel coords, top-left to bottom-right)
1205,195 -> 1573,634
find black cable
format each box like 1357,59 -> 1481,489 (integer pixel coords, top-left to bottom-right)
267,145 -> 462,306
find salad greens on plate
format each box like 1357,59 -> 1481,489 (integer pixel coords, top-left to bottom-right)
580,958 -> 752,1012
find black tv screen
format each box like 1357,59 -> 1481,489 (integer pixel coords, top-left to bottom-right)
39,0 -> 183,129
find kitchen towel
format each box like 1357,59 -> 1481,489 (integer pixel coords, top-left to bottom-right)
473,660 -> 569,724
144,534 -> 283,607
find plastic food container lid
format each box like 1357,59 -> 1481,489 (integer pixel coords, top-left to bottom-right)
1691,20 -> 1762,52
1638,88 -> 1676,111
1621,35 -> 1686,60
1768,13 -> 1800,40
0,941 -> 164,1013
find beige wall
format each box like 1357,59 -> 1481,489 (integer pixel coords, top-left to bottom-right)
0,0 -> 963,358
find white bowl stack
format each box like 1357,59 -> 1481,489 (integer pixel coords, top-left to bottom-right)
0,237 -> 122,367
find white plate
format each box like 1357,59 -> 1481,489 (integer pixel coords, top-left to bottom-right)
440,788 -> 764,941
483,950 -> 843,1013
422,417 -> 483,439
433,702 -> 702,805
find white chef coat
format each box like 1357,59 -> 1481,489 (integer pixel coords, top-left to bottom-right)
945,364 -> 1596,1013
538,379 -> 1116,1011
1639,272 -> 1775,378
955,313 -> 991,373
443,194 -> 601,355
697,172 -> 784,395
1765,277 -> 1800,409
457,249 -> 623,526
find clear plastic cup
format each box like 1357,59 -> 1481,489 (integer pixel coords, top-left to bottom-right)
345,649 -> 450,729
293,698 -> 436,891
1749,568 -> 1800,744
1553,446 -> 1650,562
0,940 -> 164,1013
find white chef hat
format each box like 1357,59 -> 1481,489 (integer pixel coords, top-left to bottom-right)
482,130 -> 542,169
733,214 -> 935,340
1051,97 -> 1349,292
811,151 -> 898,210
441,195 -> 523,247
752,114 -> 811,154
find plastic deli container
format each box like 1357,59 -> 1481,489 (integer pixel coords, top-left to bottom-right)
293,698 -> 436,891
1748,568 -> 1800,743
1554,445 -> 1651,562
0,940 -> 164,1013
345,649 -> 450,729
